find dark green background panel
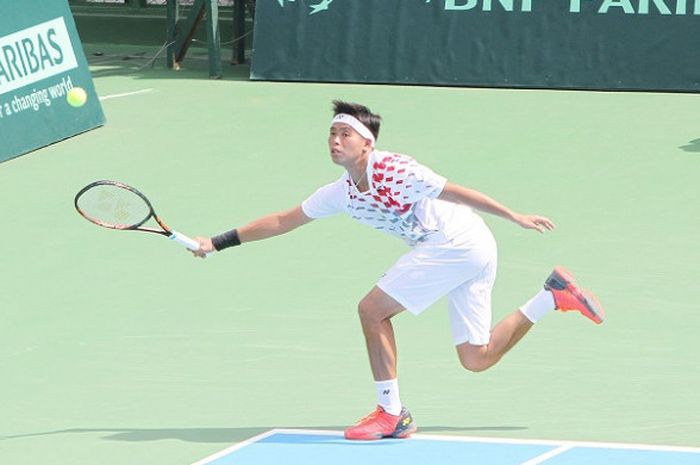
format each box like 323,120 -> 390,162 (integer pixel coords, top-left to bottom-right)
251,0 -> 700,91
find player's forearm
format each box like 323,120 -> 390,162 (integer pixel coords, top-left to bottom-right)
207,206 -> 310,252
237,206 -> 312,243
237,212 -> 296,242
439,183 -> 516,222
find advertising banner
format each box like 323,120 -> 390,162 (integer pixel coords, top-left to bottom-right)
251,0 -> 700,91
0,0 -> 105,163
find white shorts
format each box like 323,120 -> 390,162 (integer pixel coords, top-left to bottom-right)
377,222 -> 497,346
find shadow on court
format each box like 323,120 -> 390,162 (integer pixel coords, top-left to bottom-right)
1,425 -> 526,444
679,139 -> 700,153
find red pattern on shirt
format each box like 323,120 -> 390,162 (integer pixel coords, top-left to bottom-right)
370,153 -> 414,216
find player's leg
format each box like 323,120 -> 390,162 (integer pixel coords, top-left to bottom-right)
345,286 -> 416,440
447,258 -> 520,372
456,311 -> 533,372
357,286 -> 404,382
454,266 -> 605,372
346,234 -> 498,440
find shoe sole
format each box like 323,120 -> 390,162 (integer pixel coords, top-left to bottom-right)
345,423 -> 417,441
390,423 -> 418,439
548,266 -> 605,324
344,427 -> 416,441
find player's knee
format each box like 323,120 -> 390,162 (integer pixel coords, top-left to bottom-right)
357,298 -> 382,327
458,346 -> 493,373
460,359 -> 489,373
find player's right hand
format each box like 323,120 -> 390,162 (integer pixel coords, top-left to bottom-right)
191,236 -> 215,258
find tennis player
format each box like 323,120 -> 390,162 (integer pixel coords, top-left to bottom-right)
192,101 -> 605,441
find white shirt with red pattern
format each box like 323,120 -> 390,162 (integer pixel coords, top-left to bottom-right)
302,151 -> 480,246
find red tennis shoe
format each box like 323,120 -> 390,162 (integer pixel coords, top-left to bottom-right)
545,266 -> 605,324
344,406 -> 417,440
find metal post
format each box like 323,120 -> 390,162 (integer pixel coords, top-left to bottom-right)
231,0 -> 246,65
204,0 -> 222,78
174,0 -> 205,64
166,0 -> 179,69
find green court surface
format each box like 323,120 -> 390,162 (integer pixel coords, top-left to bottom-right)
1,48 -> 699,465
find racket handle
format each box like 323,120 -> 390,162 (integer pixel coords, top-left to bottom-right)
169,230 -> 206,253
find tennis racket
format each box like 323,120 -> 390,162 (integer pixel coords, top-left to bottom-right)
74,180 -> 202,252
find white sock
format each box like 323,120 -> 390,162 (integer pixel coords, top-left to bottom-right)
519,289 -> 556,323
375,379 -> 402,416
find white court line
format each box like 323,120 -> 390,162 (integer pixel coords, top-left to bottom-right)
189,429 -> 278,465
190,428 -> 700,465
255,428 -> 700,452
520,445 -> 575,465
99,88 -> 155,101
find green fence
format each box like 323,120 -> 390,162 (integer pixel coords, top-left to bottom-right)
68,0 -> 255,75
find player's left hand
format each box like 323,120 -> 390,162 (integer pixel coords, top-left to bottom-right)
513,214 -> 555,233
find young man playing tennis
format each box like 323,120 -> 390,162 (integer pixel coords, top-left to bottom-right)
192,101 -> 605,441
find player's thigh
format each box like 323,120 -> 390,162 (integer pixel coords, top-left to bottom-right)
377,246 -> 481,316
447,256 -> 497,347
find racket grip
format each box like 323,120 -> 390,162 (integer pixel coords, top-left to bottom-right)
169,230 -> 206,253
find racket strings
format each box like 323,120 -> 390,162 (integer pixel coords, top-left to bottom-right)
77,185 -> 151,229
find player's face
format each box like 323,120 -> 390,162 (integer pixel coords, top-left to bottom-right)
328,123 -> 370,165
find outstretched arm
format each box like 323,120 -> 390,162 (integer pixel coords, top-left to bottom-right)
192,205 -> 313,257
438,182 -> 555,233
237,205 -> 313,242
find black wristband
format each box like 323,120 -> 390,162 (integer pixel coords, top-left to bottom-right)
211,229 -> 241,251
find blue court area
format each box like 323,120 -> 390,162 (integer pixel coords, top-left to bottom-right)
192,430 -> 700,465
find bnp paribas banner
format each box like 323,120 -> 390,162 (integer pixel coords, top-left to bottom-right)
0,0 -> 105,163
251,0 -> 700,91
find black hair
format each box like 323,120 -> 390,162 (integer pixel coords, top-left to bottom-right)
332,100 -> 381,141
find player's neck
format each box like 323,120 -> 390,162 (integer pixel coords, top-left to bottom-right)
350,169 -> 368,192
347,152 -> 370,188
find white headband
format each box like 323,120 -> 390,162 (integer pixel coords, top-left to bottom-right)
331,113 -> 376,146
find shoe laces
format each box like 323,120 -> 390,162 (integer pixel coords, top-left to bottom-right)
356,407 -> 384,425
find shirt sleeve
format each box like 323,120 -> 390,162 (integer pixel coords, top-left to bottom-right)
301,176 -> 347,219
405,162 -> 447,201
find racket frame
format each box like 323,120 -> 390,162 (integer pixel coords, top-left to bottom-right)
74,180 -> 202,252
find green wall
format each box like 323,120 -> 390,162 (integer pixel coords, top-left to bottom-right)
251,0 -> 700,91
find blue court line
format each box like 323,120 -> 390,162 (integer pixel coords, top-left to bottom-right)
191,429 -> 700,465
